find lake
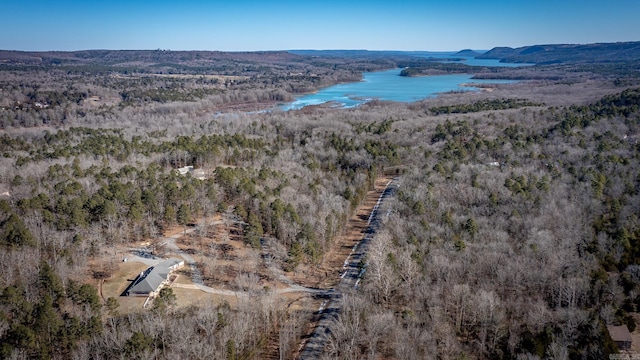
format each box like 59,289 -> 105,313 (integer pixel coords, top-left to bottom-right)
280,52 -> 534,110
281,68 -> 516,111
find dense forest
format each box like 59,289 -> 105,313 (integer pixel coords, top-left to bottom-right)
0,47 -> 640,359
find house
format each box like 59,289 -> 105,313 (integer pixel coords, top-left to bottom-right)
124,258 -> 184,297
176,166 -> 206,180
176,165 -> 193,176
607,325 -> 633,350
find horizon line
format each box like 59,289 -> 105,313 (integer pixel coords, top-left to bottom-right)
2,39 -> 638,54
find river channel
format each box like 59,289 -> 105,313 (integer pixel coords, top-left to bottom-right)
281,54 -> 531,110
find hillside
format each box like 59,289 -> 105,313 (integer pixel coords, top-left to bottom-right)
0,49 -> 304,66
455,49 -> 482,57
477,41 -> 640,64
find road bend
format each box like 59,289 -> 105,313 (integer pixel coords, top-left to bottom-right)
298,179 -> 397,359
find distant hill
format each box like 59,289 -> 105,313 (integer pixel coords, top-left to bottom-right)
3,43 -> 639,67
287,50 -> 432,58
477,41 -> 640,64
455,49 -> 482,57
289,50 -> 375,57
0,49 -> 303,66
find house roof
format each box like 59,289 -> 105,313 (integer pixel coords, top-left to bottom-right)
607,325 -> 633,343
176,166 -> 206,180
161,258 -> 183,269
177,166 -> 194,175
127,258 -> 183,295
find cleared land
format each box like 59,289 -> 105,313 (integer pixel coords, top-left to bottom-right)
100,175 -> 391,317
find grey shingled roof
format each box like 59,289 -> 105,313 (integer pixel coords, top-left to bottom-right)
607,325 -> 633,343
127,258 -> 182,295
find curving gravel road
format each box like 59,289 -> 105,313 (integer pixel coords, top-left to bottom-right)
131,221 -> 327,296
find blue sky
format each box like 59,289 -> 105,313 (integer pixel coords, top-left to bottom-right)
2,0 -> 638,51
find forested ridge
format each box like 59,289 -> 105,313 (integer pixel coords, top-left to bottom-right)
0,50 -> 640,359
477,41 -> 640,64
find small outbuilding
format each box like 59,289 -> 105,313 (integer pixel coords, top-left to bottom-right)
607,324 -> 633,350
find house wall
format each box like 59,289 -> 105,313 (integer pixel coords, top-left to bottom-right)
615,340 -> 631,350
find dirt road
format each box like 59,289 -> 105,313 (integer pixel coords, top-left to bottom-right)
298,178 -> 397,359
